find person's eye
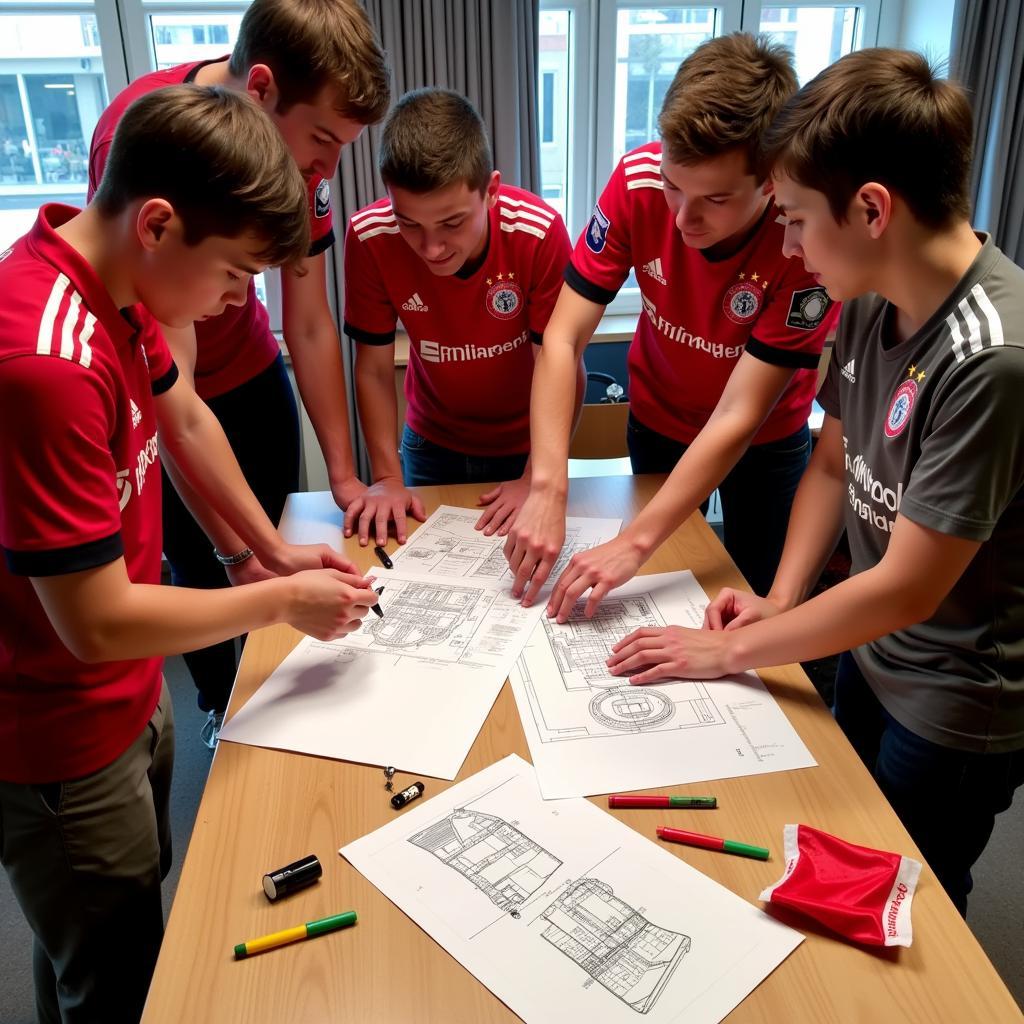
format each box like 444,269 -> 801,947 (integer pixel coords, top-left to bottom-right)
314,135 -> 331,146
227,271 -> 241,281
787,218 -> 803,227
443,220 -> 464,230
706,198 -> 726,205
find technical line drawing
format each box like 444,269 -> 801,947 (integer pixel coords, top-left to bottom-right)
408,809 -> 562,914
539,877 -> 690,1014
367,581 -> 484,649
588,688 -> 676,732
546,596 -> 665,690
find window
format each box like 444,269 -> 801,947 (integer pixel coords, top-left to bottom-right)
0,12 -> 111,252
538,0 -> 881,312
149,14 -> 244,70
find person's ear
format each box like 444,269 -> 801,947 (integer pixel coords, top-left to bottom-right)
484,170 -> 501,208
245,64 -> 277,111
856,182 -> 892,237
136,199 -> 176,250
760,177 -> 775,198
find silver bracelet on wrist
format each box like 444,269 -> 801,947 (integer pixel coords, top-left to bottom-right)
213,546 -> 255,566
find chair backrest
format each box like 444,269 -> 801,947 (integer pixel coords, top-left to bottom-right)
568,401 -> 630,459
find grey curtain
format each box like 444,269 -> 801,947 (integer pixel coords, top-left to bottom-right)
329,0 -> 541,479
951,0 -> 1024,265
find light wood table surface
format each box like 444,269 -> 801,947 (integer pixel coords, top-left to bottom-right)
142,476 -> 1022,1023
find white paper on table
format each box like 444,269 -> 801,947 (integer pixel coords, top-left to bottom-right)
218,570 -> 547,779
389,504 -> 623,588
509,571 -> 817,799
341,754 -> 803,1024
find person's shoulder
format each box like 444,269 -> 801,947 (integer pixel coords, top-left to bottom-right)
971,242 -> 1024,349
347,197 -> 399,248
615,142 -> 663,203
496,185 -> 564,244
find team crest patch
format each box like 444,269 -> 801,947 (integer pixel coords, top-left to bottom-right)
486,273 -> 523,320
723,274 -> 765,325
786,286 -> 830,330
585,204 -> 611,253
884,378 -> 918,439
314,179 -> 331,218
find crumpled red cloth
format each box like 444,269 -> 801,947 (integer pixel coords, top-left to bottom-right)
760,824 -> 922,947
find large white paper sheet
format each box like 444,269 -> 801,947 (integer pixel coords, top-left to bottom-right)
220,502 -> 622,779
509,571 -> 817,799
218,571 -> 546,779
341,754 -> 802,1024
389,504 -> 623,589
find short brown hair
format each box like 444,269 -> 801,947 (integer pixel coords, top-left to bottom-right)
762,49 -> 972,228
658,33 -> 797,179
93,85 -> 309,267
229,0 -> 390,124
379,88 -> 493,194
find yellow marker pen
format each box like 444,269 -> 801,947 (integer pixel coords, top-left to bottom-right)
233,910 -> 357,959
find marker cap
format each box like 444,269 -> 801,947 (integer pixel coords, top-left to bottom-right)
263,854 -> 322,901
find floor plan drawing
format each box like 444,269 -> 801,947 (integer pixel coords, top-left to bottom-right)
389,506 -> 623,587
367,581 -> 483,650
546,595 -> 667,690
540,877 -> 690,1014
409,809 -> 562,914
508,572 -> 818,798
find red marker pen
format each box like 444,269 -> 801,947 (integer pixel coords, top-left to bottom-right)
657,826 -> 769,860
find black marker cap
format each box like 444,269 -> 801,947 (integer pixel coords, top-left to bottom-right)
263,854 -> 322,901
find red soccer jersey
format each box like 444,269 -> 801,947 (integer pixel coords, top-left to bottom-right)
343,185 -> 571,455
570,142 -> 838,444
0,205 -> 178,784
87,57 -> 334,399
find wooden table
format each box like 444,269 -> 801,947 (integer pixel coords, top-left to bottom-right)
142,477 -> 1023,1023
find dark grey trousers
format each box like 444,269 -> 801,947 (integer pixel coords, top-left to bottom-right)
0,679 -> 174,1024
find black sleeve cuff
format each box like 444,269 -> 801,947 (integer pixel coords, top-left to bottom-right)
344,322 -> 397,346
5,531 -> 124,577
746,336 -> 821,370
151,363 -> 179,396
531,330 -> 543,346
564,263 -> 619,307
309,228 -> 335,258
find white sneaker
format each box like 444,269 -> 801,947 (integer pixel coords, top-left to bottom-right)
200,710 -> 224,750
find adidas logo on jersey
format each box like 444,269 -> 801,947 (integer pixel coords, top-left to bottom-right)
401,293 -> 429,313
130,398 -> 142,429
840,358 -> 856,384
642,257 -> 667,285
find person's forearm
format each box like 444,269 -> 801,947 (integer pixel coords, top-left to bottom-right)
355,358 -> 402,481
161,444 -> 248,556
159,401 -> 285,564
54,576 -> 297,663
288,327 -> 359,488
529,339 -> 579,493
766,448 -> 847,611
621,413 -> 761,562
726,561 -> 934,674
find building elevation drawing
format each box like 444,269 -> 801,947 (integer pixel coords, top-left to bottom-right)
408,809 -> 562,914
540,878 -> 690,1013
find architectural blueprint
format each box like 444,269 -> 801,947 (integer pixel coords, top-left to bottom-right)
509,572 -> 817,798
218,569 -> 547,779
388,505 -> 622,587
341,754 -> 803,1024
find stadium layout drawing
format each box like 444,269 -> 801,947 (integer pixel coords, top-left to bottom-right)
540,877 -> 691,1014
408,809 -> 562,915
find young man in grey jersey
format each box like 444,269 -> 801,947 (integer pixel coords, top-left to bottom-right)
604,49 -> 1024,915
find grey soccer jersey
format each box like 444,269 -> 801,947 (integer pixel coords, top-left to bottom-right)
818,236 -> 1024,753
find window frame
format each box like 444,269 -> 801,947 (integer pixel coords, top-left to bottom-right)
540,0 -> 892,314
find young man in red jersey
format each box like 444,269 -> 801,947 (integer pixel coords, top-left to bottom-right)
0,87 -> 377,1024
342,88 -> 578,545
607,50 -> 1024,917
506,34 -> 838,617
88,0 -> 390,738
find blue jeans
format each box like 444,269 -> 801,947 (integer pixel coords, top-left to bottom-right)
626,413 -> 810,596
833,652 -> 1024,916
400,424 -> 528,487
